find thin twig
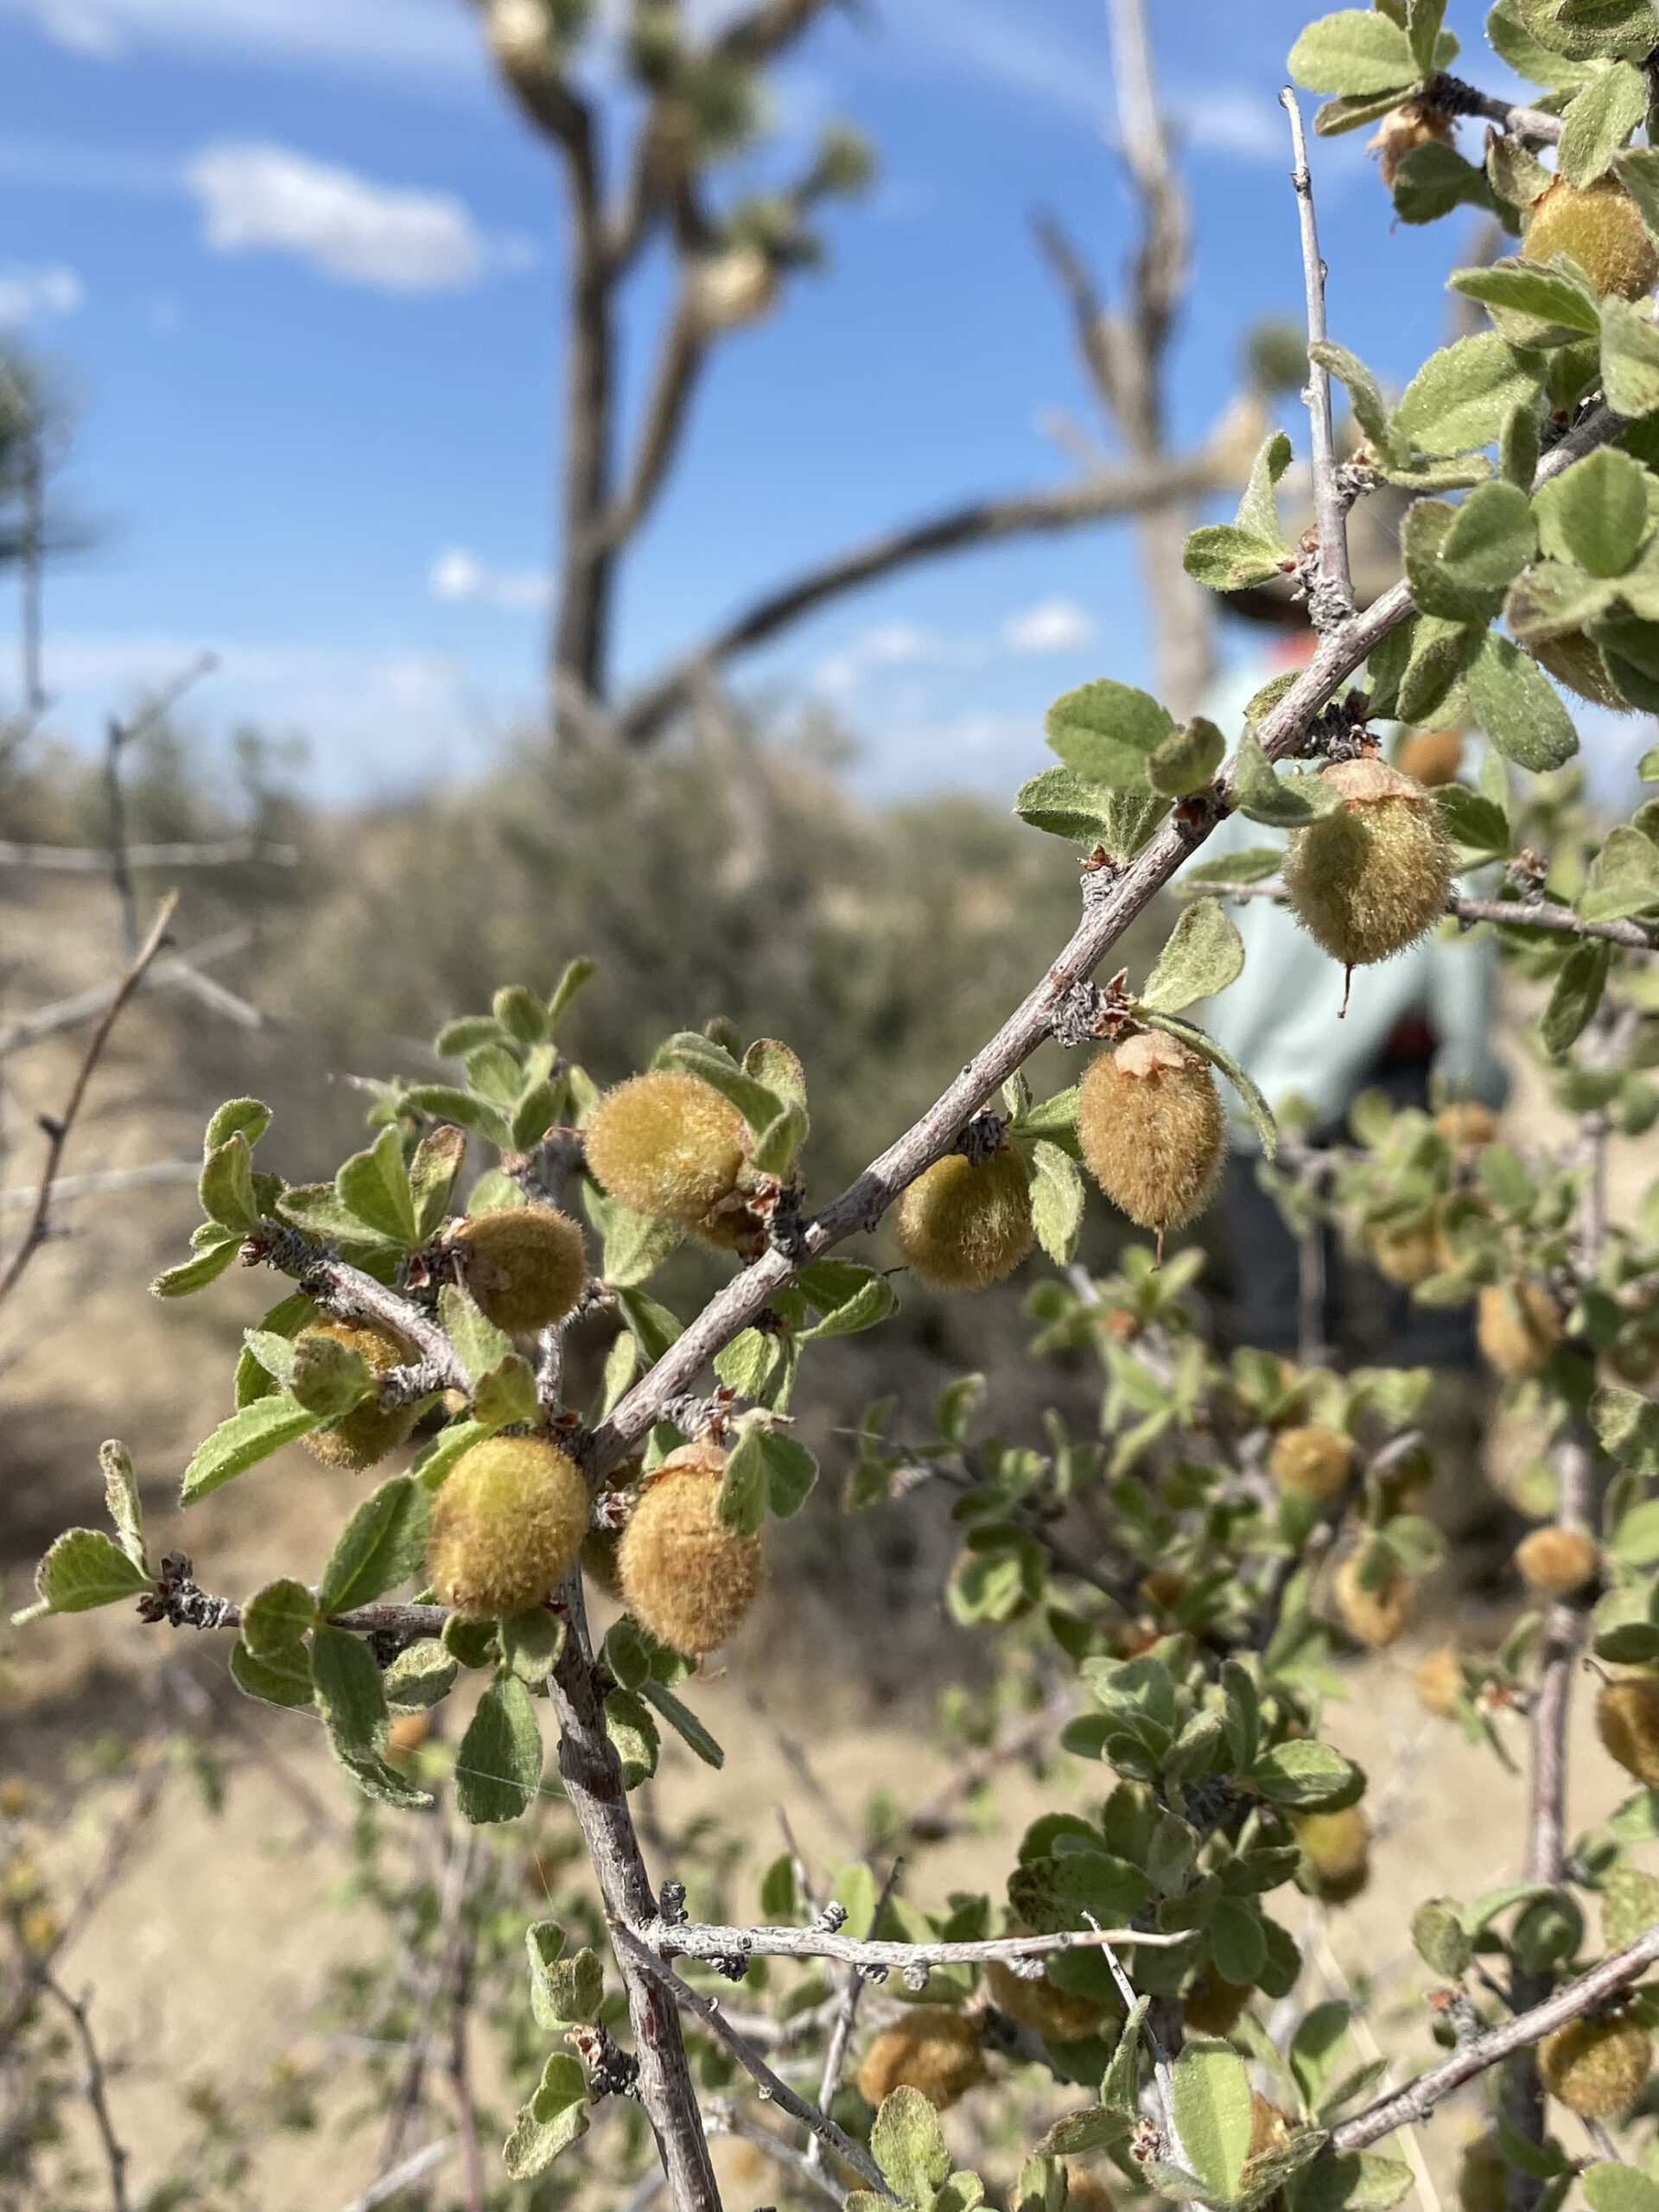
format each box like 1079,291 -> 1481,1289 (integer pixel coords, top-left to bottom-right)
0,1159 -> 199,1210
806,1859 -> 903,2176
338,2136 -> 456,2212
639,1916 -> 1189,1973
0,927 -> 255,1059
1192,877 -> 1659,952
1281,87 -> 1352,626
0,887 -> 178,1310
708,2105 -> 848,2207
41,1976 -> 130,2212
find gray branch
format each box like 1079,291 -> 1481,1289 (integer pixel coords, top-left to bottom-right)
1192,879 -> 1659,952
639,1917 -> 1190,1973
1282,87 -> 1352,626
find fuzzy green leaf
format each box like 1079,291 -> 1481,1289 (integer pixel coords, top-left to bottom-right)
1183,524 -> 1290,592
12,1528 -> 151,1625
289,1331 -> 374,1419
503,2053 -> 590,2181
410,1123 -> 467,1241
1179,847 -> 1285,890
1515,0 -> 1659,63
230,1637 -> 314,1709
151,1234 -> 242,1298
1173,2039 -> 1255,2203
1143,1010 -> 1279,1158
99,1440 -> 146,1571
1600,295 -> 1659,416
383,1638 -> 458,1712
317,1476 -> 431,1615
1029,1140 -> 1085,1266
641,1676 -> 726,1767
456,1675 -> 543,1823
1046,678 -> 1177,791
199,1132 -> 258,1234
1288,9 -> 1416,95
1309,340 -> 1395,454
1541,937 -> 1612,1053
1535,446 -> 1653,575
1139,898 -> 1245,1015
1292,2149 -> 1414,2209
1013,765 -> 1124,842
241,1577 -> 317,1656
1149,715 -> 1226,798
335,1126 -> 419,1246
1466,633 -> 1580,770
1249,1739 -> 1363,1808
1582,823 -> 1659,917
181,1393 -> 322,1503
1395,334 -> 1542,455
1559,60 -> 1649,183
1436,785 -> 1510,855
310,1621 -> 389,1760
1232,728 -> 1327,829
872,2085 -> 953,2203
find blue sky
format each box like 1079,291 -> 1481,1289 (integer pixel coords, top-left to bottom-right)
0,0 -> 1527,803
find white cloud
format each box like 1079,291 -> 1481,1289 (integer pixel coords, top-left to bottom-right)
813,621 -> 963,695
0,263 -> 85,324
0,0 -> 474,73
899,0 -> 1111,125
187,142 -> 490,292
1001,597 -> 1096,654
1176,87 -> 1285,165
429,546 -> 551,611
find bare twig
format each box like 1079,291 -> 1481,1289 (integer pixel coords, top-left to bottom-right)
1192,877 -> 1659,953
339,2136 -> 456,2212
0,1159 -> 199,1210
1431,75 -> 1563,145
1281,88 -> 1351,626
41,1976 -> 130,2212
639,1916 -> 1189,1974
706,2105 -> 847,2209
0,889 -> 178,1311
0,837 -> 296,872
0,927 -> 256,1059
806,1859 -> 903,2177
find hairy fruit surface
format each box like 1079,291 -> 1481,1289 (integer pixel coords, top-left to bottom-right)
1181,1974 -> 1252,2037
1078,1030 -> 1224,1232
583,1071 -> 748,1233
1523,175 -> 1659,301
983,1958 -> 1110,2044
618,1454 -> 764,1655
1396,725 -> 1464,788
297,1319 -> 418,1471
1434,1102 -> 1497,1147
1415,1643 -> 1464,1719
1477,1280 -> 1562,1378
1283,759 -> 1453,971
1598,1675 -> 1659,1785
1335,1555 -> 1412,1649
1537,2011 -> 1653,2117
453,1205 -> 588,1335
1515,1525 -> 1599,1596
1268,1425 -> 1352,1503
855,2007 -> 985,2111
894,1146 -> 1034,1292
427,1436 -> 588,1619
1294,1805 -> 1370,1904
1368,99 -> 1453,190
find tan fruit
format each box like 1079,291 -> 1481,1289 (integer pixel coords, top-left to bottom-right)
452,1205 -> 587,1335
894,1147 -> 1034,1292
427,1437 -> 588,1618
1062,2171 -> 1116,2212
1268,1425 -> 1352,1503
1523,175 -> 1659,301
1181,1974 -> 1252,2037
298,1319 -> 418,1471
1140,1568 -> 1188,1613
1249,2094 -> 1292,2160
1435,1102 -> 1497,1147
1415,1643 -> 1464,1719
583,1071 -> 748,1233
1078,1030 -> 1224,1234
387,1712 -> 430,1758
1531,627 -> 1630,710
1369,99 -> 1454,190
984,1958 -> 1110,2044
1537,2011 -> 1653,2117
1294,1806 -> 1370,1904
618,1452 -> 764,1655
855,2007 -> 985,2110
1396,724 -> 1464,788
1598,1675 -> 1659,1785
1514,1525 -> 1599,1596
1456,2133 -> 1508,2212
1368,1216 -> 1450,1287
1335,1555 -> 1412,1649
1477,1280 -> 1562,1378
1283,758 -> 1454,971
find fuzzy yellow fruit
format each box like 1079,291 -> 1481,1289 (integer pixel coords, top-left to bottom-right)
1456,2133 -> 1507,2212
1514,1525 -> 1599,1596
1414,1643 -> 1464,1719
1477,1280 -> 1562,1378
427,1437 -> 588,1618
1294,1806 -> 1370,1904
1598,1675 -> 1659,1786
1396,725 -> 1464,788
855,2008 -> 985,2111
298,1319 -> 418,1471
1335,1554 -> 1412,1649
1434,1102 -> 1497,1147
452,1205 -> 587,1335
983,1958 -> 1110,2044
1368,99 -> 1454,190
583,1071 -> 748,1232
1181,1974 -> 1252,2037
1268,1425 -> 1351,1503
894,1147 -> 1034,1292
1523,175 -> 1659,301
1537,2012 -> 1653,2117
1368,1216 -> 1450,1288
1078,1031 -> 1224,1233
1283,758 -> 1453,972
617,1451 -> 764,1655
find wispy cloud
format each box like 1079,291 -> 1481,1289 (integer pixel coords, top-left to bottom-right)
0,0 -> 474,73
429,546 -> 551,611
1175,86 -> 1286,165
187,143 -> 500,292
1001,596 -> 1096,653
0,263 -> 85,323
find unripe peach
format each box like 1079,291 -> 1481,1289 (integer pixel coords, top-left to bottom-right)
1538,2011 -> 1652,2117
298,1319 -> 418,1471
1477,1280 -> 1562,1378
451,1205 -> 587,1335
1335,1554 -> 1412,1649
583,1071 -> 747,1233
1598,1675 -> 1659,1786
1456,2132 -> 1507,2211
1396,725 -> 1464,788
1294,1805 -> 1370,1904
427,1436 -> 588,1618
894,1147 -> 1034,1292
617,1451 -> 764,1655
1268,1425 -> 1351,1503
983,1957 -> 1110,2044
855,2007 -> 985,2110
1368,1217 -> 1449,1288
1524,175 -> 1659,301
1514,1526 -> 1599,1596
1078,1030 -> 1224,1233
1283,759 -> 1453,971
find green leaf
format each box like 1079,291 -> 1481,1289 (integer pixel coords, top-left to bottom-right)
411,1418 -> 494,1491
604,1686 -> 659,1789
1411,1897 -> 1473,1977
1291,2149 -> 1414,2209
456,1675 -> 543,1822
1436,785 -> 1510,855
547,955 -> 595,1028
1396,614 -> 1484,722
749,1096 -> 808,1177
1288,9 -> 1416,94
400,1084 -> 513,1147
1593,1383 -> 1659,1470
1143,1010 -> 1278,1158
1535,447 -> 1653,574
715,1427 -> 768,1535
436,1283 -> 514,1383
1184,524 -> 1291,592
199,1132 -> 259,1234
289,1331 -> 374,1419
204,1096 -> 271,1152
310,1621 -> 389,1759
492,982 -> 547,1045
1045,678 -> 1176,792
318,1477 -> 432,1615
12,1528 -> 151,1625
613,1286 -> 683,1363
1408,0 -> 1449,71
1232,728 -> 1326,829
1491,0 -> 1597,81
1173,2039 -> 1255,2203
641,1675 -> 726,1767
1180,847 -> 1285,889
1404,498 -> 1506,621
336,1126 -> 419,1246
1139,898 -> 1246,1015
1029,1141 -> 1085,1266
798,1261 -> 899,1338
1310,341 -> 1395,455
241,1577 -> 317,1656
756,1427 -> 817,1518
500,1605 -> 563,1685
1541,936 -> 1611,1053
1437,480 -> 1538,594
1013,765 -> 1122,842
1237,429 -> 1295,545
526,1924 -> 605,2029
409,1123 -> 467,1242
1210,1897 -> 1268,1986
1559,60 -> 1649,183
1392,141 -> 1497,226
472,1352 -> 540,1430
181,1394 -> 322,1504
383,1638 -> 458,1712
503,2052 -> 590,2181
99,1440 -> 146,1571
1395,334 -> 1542,455
1289,2002 -> 1355,2113
872,2085 -> 952,2203
1249,1740 -> 1363,1808
1507,556 -> 1620,640
652,1031 -> 785,1135
1515,0 -> 1659,64
229,1636 -> 314,1709
1601,294 -> 1659,416
1583,2163 -> 1659,2211
1582,822 -> 1659,917
1466,633 -> 1580,770
151,1234 -> 242,1298
1149,715 -> 1226,798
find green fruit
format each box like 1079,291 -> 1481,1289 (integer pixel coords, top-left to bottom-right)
583,1071 -> 747,1236
1283,758 -> 1452,970
1523,175 -> 1658,301
427,1436 -> 588,1618
454,1205 -> 588,1334
1538,2010 -> 1652,2117
893,1147 -> 1033,1292
298,1319 -> 417,1471
617,1446 -> 764,1655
